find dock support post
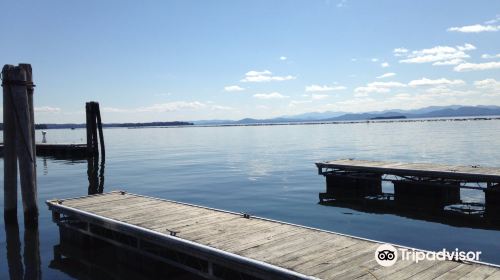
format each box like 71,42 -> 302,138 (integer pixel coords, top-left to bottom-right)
2,64 -> 38,225
2,65 -> 18,223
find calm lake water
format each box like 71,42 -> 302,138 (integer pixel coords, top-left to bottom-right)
1,119 -> 500,279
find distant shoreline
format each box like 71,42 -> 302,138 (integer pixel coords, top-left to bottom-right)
11,115 -> 499,130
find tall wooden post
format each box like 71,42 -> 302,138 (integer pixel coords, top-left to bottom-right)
94,102 -> 105,160
85,102 -> 92,156
2,64 -> 38,225
20,63 -> 36,186
2,65 -> 18,223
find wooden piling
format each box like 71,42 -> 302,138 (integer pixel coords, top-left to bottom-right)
85,102 -> 93,156
9,66 -> 38,223
94,102 -> 105,160
2,65 -> 18,223
19,64 -> 36,186
2,64 -> 38,225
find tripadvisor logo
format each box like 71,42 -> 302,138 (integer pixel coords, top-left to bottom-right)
375,243 -> 482,267
375,244 -> 398,267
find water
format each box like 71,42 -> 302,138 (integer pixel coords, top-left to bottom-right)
1,119 -> 500,279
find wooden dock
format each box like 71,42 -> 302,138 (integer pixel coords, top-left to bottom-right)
316,159 -> 500,183
47,191 -> 500,279
0,143 -> 87,158
316,159 -> 500,223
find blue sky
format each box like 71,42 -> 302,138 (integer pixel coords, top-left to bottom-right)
1,0 -> 499,122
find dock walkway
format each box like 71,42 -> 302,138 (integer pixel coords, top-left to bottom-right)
47,191 -> 500,279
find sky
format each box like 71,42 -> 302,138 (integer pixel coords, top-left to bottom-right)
1,0 -> 499,123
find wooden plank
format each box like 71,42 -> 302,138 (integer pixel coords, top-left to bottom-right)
433,263 -> 478,280
457,265 -> 499,279
407,261 -> 461,279
219,225 -> 309,253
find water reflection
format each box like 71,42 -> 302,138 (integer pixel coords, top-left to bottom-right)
4,220 -> 41,280
319,183 -> 500,230
87,151 -> 105,195
49,232 -> 201,280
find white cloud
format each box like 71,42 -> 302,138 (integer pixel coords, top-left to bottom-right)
224,85 -> 245,92
210,105 -> 234,111
253,92 -> 289,99
137,101 -> 207,112
35,106 -> 61,113
279,56 -> 287,61
485,15 -> 500,24
371,58 -> 379,62
241,70 -> 296,82
432,58 -> 464,66
481,53 -> 500,59
381,62 -> 390,68
289,100 -> 312,107
311,94 -> 329,100
337,0 -> 347,8
408,78 -> 465,87
305,84 -> 347,92
474,78 -> 500,91
393,48 -> 409,57
398,44 -> 475,64
354,81 -> 406,96
454,61 -> 500,72
448,24 -> 500,33
376,72 -> 396,79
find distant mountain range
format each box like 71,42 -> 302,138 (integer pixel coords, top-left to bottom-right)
192,105 -> 500,125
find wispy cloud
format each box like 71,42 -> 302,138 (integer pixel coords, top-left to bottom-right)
448,24 -> 500,33
474,78 -> 500,93
371,58 -> 379,62
103,101 -> 232,113
35,106 -> 61,113
481,53 -> 500,59
241,70 -> 296,82
381,62 -> 390,68
311,94 -> 329,100
305,84 -> 346,92
397,43 -> 475,65
354,81 -> 406,96
454,61 -> 500,72
224,85 -> 245,92
408,78 -> 465,87
279,56 -> 287,61
376,72 -> 396,79
393,48 -> 409,57
253,92 -> 289,99
448,16 -> 500,33
337,0 -> 347,8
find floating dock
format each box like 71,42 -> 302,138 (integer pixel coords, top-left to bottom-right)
316,159 -> 500,222
47,191 -> 500,279
0,143 -> 87,158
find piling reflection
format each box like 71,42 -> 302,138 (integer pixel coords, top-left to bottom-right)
319,181 -> 500,230
4,219 -> 42,280
87,151 -> 105,195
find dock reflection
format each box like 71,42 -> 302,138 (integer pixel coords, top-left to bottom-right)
49,230 -> 202,280
4,220 -> 41,280
319,187 -> 500,230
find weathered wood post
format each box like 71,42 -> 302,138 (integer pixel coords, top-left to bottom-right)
2,65 -> 18,223
85,102 -> 93,156
20,63 -> 36,185
94,102 -> 105,160
2,64 -> 38,225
